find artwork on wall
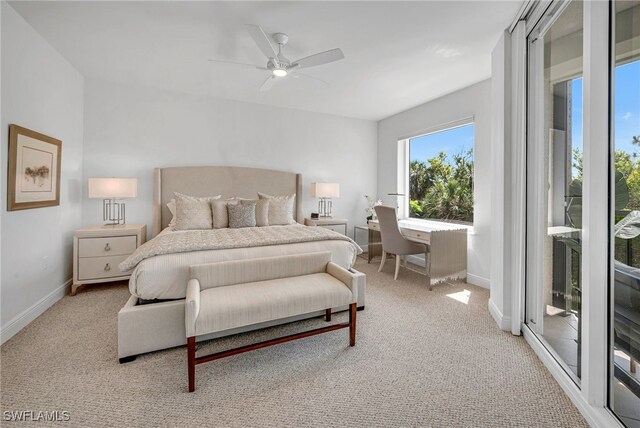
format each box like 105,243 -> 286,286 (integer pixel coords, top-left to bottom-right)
7,124 -> 62,211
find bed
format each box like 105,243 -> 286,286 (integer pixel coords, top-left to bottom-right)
117,166 -> 365,362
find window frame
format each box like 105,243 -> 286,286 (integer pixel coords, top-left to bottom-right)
399,117 -> 476,225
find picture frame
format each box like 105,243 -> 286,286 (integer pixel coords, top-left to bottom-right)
7,124 -> 62,211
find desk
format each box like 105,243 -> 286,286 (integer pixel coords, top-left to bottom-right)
368,219 -> 468,283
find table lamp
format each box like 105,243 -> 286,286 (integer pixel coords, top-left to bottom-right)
310,182 -> 339,217
88,177 -> 138,225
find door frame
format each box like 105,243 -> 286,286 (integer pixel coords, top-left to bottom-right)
512,0 -> 623,426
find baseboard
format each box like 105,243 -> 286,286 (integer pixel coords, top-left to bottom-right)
488,298 -> 511,331
1,279 -> 70,345
467,273 -> 490,289
522,326 -> 625,428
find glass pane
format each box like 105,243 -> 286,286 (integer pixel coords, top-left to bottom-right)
611,1 -> 640,426
408,123 -> 474,224
526,0 -> 584,385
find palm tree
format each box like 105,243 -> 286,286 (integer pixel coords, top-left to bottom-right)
409,160 -> 431,201
632,136 -> 640,158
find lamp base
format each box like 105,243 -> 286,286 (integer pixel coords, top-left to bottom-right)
103,199 -> 126,225
317,198 -> 333,217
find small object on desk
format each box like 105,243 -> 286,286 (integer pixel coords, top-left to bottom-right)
72,223 -> 146,295
304,217 -> 348,236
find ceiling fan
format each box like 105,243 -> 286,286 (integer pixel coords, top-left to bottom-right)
209,24 -> 345,92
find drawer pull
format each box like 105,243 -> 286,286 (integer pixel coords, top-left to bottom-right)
416,234 -> 421,237
104,263 -> 111,271
104,243 -> 111,252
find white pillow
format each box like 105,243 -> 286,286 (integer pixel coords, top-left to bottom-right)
173,193 -> 221,230
257,192 -> 295,225
211,199 -> 239,229
167,199 -> 177,228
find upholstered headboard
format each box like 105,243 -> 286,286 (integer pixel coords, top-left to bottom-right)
152,166 -> 303,236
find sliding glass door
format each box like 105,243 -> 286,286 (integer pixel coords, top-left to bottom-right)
526,0 -> 584,384
610,1 -> 640,426
525,0 -> 640,425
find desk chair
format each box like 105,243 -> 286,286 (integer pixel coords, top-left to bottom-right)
374,206 -> 431,286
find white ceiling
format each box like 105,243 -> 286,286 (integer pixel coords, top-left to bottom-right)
10,1 -> 522,121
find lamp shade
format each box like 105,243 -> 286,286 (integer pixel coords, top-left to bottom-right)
88,178 -> 138,199
310,182 -> 339,198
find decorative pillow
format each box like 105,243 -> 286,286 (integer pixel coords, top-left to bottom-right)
167,199 -> 177,228
240,199 -> 269,227
211,199 -> 239,229
173,193 -> 221,230
257,192 -> 295,225
228,202 -> 256,228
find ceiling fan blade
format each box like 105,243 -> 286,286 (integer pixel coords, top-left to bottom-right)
245,24 -> 278,59
292,72 -> 329,86
259,75 -> 279,92
208,59 -> 267,70
293,48 -> 344,69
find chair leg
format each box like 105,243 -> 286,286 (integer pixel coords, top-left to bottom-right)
378,250 -> 387,272
349,303 -> 356,346
325,308 -> 332,322
188,336 -> 196,392
394,254 -> 401,280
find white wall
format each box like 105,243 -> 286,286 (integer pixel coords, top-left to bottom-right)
82,79 -> 377,237
1,2 -> 85,341
377,80 -> 492,287
489,31 -> 512,329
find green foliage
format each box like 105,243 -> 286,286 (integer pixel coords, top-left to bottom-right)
572,147 -> 640,211
409,149 -> 473,223
409,200 -> 423,216
409,160 -> 431,201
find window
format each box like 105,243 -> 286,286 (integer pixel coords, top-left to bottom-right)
407,122 -> 474,224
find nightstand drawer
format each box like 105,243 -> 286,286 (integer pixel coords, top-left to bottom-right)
78,255 -> 131,281
321,224 -> 346,235
78,236 -> 137,257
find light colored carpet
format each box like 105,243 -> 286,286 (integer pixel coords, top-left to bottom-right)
1,259 -> 587,427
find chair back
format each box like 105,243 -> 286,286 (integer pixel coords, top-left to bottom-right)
374,205 -> 408,255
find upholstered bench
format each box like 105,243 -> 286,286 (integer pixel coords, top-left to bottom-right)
185,251 -> 361,392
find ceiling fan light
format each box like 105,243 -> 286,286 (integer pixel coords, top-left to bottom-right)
272,68 -> 287,77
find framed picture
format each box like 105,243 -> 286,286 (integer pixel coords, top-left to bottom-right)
7,124 -> 62,211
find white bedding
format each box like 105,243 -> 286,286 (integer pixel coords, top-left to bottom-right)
129,227 -> 360,300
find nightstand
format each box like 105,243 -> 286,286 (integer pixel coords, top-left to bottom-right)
304,217 -> 348,235
72,224 -> 146,295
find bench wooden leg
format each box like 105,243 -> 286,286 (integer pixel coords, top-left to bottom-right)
325,308 -> 332,322
349,303 -> 356,346
188,336 -> 196,392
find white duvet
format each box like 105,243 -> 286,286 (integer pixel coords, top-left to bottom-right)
126,225 -> 361,300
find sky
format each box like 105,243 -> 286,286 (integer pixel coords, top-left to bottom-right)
571,60 -> 640,156
408,60 -> 638,167
409,123 -> 474,163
